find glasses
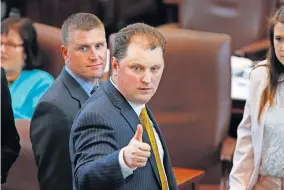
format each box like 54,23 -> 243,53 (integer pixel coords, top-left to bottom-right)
1,42 -> 24,51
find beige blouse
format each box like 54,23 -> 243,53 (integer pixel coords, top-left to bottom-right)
259,80 -> 284,179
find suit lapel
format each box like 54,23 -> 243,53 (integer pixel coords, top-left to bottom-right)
59,68 -> 89,107
146,106 -> 166,148
103,80 -> 161,186
254,103 -> 269,166
147,106 -> 177,188
147,106 -> 173,179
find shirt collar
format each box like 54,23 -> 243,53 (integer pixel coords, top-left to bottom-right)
279,73 -> 284,82
65,66 -> 96,96
110,77 -> 145,116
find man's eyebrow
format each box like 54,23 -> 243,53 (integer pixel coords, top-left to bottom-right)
75,41 -> 105,46
128,60 -> 142,65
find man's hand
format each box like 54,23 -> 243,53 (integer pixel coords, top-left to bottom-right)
123,124 -> 151,168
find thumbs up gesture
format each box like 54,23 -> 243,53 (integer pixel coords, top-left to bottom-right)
133,124 -> 143,141
123,124 -> 151,168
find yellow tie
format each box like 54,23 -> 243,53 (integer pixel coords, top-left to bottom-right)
139,107 -> 168,190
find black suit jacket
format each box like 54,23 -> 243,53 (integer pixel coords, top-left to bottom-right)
70,80 -> 178,190
30,68 -> 89,190
1,67 -> 21,184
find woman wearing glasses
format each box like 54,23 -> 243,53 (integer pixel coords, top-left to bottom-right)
1,17 -> 54,119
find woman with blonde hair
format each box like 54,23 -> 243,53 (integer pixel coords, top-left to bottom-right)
229,6 -> 284,190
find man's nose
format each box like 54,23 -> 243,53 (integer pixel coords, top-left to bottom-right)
89,47 -> 98,60
142,71 -> 151,84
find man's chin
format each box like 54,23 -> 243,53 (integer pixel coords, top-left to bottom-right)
133,95 -> 153,105
91,71 -> 104,79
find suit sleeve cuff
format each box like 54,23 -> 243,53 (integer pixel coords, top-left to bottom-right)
119,147 -> 136,178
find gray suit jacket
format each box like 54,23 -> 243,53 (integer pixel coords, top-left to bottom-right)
70,80 -> 178,190
30,68 -> 89,190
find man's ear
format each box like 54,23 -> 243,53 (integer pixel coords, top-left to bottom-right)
61,45 -> 68,63
111,56 -> 119,75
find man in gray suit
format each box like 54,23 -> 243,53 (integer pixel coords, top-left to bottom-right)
70,23 -> 178,190
30,13 -> 107,190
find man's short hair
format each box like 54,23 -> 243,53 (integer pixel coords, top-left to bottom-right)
113,23 -> 166,61
61,13 -> 104,46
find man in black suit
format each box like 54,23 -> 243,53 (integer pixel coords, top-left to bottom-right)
70,23 -> 178,190
30,13 -> 107,190
1,67 -> 20,184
